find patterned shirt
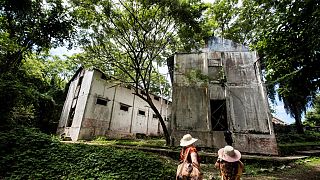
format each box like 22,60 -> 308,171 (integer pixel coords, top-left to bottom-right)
179,146 -> 200,166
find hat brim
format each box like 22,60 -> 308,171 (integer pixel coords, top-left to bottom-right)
180,138 -> 198,146
218,148 -> 241,162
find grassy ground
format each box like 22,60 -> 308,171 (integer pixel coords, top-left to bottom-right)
91,138 -> 320,179
4,129 -> 318,179
200,157 -> 320,180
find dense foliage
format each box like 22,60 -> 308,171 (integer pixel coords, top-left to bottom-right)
205,0 -> 320,133
0,54 -> 78,133
257,0 -> 320,133
276,130 -> 320,144
0,0 -> 75,73
0,0 -> 77,132
0,127 -> 176,179
304,95 -> 320,127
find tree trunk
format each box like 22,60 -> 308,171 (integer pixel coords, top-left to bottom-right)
138,94 -> 170,145
148,101 -> 170,145
294,111 -> 304,134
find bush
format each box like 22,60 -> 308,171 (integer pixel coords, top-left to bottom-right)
276,130 -> 320,144
0,127 -> 176,179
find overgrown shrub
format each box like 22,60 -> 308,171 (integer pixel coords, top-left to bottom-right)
0,127 -> 176,179
276,130 -> 320,144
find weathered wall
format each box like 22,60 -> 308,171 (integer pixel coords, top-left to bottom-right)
171,53 -> 210,132
110,86 -> 135,133
171,37 -> 278,155
78,71 -> 114,139
58,69 -> 171,140
206,37 -> 249,52
57,70 -> 93,141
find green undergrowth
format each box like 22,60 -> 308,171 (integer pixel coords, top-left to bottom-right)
92,136 -> 168,148
245,157 -> 320,178
276,130 -> 320,144
276,131 -> 320,155
0,127 -> 176,179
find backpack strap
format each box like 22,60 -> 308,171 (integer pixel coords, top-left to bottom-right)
178,147 -> 191,175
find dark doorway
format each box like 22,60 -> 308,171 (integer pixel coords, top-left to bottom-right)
210,100 -> 228,131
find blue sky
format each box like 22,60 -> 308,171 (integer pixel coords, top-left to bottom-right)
271,97 -> 296,124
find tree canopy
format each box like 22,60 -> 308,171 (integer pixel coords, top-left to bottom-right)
0,0 -> 77,131
0,0 -> 76,73
305,95 -> 320,127
204,0 -> 320,133
70,0 -> 207,144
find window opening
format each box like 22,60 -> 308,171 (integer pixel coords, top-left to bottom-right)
77,76 -> 83,86
138,110 -> 145,116
101,73 -> 108,80
120,104 -> 130,111
154,96 -> 160,101
66,108 -> 75,127
210,100 -> 228,131
96,98 -> 108,106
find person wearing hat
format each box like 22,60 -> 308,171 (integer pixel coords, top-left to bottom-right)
176,134 -> 202,180
214,146 -> 244,180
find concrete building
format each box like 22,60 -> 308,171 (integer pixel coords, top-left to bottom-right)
57,68 -> 171,141
169,37 -> 278,155
272,117 -> 288,126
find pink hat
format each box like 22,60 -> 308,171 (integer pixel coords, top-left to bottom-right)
218,146 -> 241,162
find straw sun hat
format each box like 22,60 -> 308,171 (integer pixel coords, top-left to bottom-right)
218,145 -> 241,162
180,134 -> 198,147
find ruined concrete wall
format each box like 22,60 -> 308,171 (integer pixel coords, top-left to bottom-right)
222,52 -> 271,133
59,69 -> 171,140
110,86 -> 136,133
57,75 -> 78,134
171,53 -> 210,132
171,37 -> 278,155
78,71 -> 114,139
69,70 -> 93,140
57,69 -> 93,141
233,133 -> 278,155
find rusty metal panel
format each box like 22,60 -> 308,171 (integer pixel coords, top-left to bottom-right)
174,53 -> 207,85
208,51 -> 222,60
223,52 -> 258,85
208,66 -> 223,81
228,86 -> 270,133
208,84 -> 225,100
172,86 -> 209,131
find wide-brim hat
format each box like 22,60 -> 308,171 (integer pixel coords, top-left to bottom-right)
180,134 -> 198,146
218,145 -> 241,162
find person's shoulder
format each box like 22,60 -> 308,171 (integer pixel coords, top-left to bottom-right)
188,146 -> 198,153
238,161 -> 244,168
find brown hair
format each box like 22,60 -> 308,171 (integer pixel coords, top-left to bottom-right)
220,160 -> 239,179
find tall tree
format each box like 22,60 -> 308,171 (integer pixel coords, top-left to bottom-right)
0,53 -> 78,132
0,0 -> 76,128
0,0 -> 75,73
254,0 -> 320,133
72,0 -> 206,144
209,0 -> 239,39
